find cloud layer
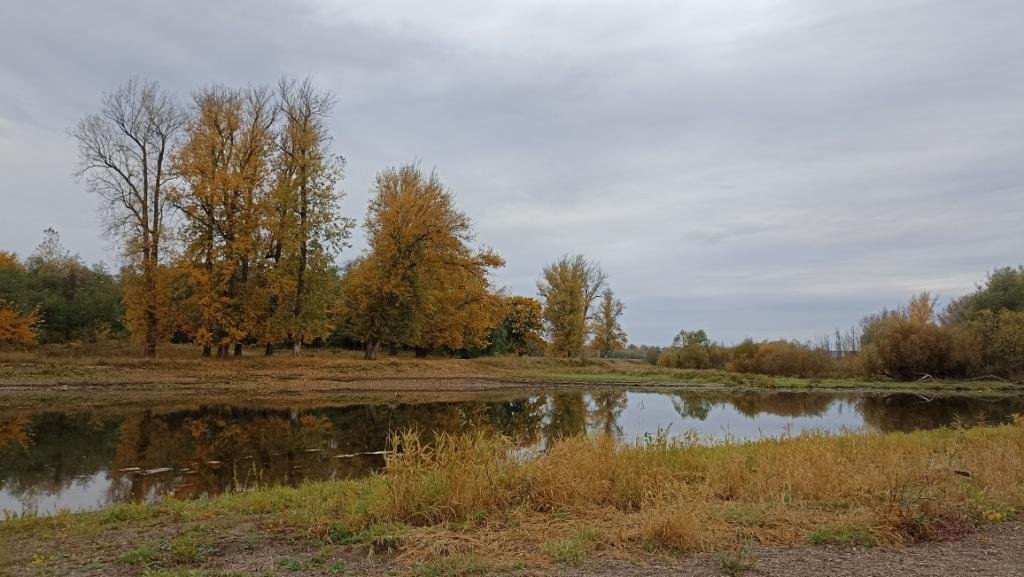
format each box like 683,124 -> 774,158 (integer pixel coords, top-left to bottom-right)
1,0 -> 1022,344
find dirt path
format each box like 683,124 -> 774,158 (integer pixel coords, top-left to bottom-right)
573,521 -> 1024,577
4,521 -> 1022,577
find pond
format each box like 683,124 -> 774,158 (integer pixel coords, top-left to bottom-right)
2,388 -> 1022,516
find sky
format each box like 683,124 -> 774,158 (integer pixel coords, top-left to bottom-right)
1,0 -> 1022,346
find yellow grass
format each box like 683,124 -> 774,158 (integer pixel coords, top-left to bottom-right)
4,419 -> 1023,571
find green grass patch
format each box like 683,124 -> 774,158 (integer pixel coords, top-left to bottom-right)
544,526 -> 602,567
412,554 -> 489,577
808,524 -> 879,547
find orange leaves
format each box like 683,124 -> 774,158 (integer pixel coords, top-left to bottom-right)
341,164 -> 504,357
0,303 -> 39,347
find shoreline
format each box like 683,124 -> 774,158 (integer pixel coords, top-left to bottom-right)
1,351 -> 1021,410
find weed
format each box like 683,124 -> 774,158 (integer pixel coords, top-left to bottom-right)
412,554 -> 488,577
716,546 -> 757,576
544,527 -> 601,567
120,543 -> 159,566
808,524 -> 878,547
169,534 -> 210,565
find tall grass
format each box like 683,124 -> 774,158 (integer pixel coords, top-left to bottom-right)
5,420 -> 1023,568
344,418 -> 1024,561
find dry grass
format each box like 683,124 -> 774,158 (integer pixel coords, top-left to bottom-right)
311,417 -> 1024,564
3,418 -> 1023,571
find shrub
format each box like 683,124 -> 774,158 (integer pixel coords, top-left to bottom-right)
970,309 -> 1024,379
727,339 -> 833,378
656,343 -> 729,370
860,318 -> 979,380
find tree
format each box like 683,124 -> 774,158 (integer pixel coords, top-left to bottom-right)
267,79 -> 353,356
942,266 -> 1024,325
0,303 -> 39,347
173,85 -> 277,357
970,310 -> 1024,379
537,255 -> 606,358
71,78 -> 186,356
25,230 -> 123,343
0,230 -> 123,344
672,329 -> 709,348
340,164 -> 503,359
496,296 -> 545,356
590,287 -> 626,357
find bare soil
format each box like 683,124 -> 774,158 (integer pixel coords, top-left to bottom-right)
3,520 -> 1022,576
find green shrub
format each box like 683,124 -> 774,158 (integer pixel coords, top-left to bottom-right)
971,310 -> 1024,379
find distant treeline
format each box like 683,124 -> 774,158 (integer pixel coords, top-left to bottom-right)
648,267 -> 1024,381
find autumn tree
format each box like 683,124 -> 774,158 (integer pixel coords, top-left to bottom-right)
590,287 -> 626,357
71,78 -> 185,356
340,164 -> 504,359
537,254 -> 607,358
0,303 -> 39,347
493,296 -> 545,356
173,85 -> 277,357
266,79 -> 353,356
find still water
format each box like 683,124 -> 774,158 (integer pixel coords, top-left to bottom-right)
2,388 -> 1022,516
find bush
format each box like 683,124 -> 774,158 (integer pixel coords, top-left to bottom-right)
657,343 -> 729,370
970,310 -> 1024,380
727,339 -> 833,378
860,318 -> 979,380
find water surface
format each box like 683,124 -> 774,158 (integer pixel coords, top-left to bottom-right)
2,388 -> 1021,516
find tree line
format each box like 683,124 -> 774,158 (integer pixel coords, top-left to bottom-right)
0,78 -> 628,359
651,267 -> 1024,381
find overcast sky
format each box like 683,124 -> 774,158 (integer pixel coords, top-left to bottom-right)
1,0 -> 1022,345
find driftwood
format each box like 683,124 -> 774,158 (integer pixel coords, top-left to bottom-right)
966,374 -> 1011,382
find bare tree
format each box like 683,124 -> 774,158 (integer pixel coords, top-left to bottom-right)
71,78 -> 186,356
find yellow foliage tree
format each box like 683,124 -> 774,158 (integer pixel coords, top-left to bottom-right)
537,255 -> 607,358
500,296 -> 545,356
589,287 -> 627,357
0,251 -> 23,272
0,303 -> 39,347
173,85 -> 277,357
266,79 -> 353,356
341,164 -> 504,359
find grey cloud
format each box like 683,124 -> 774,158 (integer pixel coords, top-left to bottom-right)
1,0 -> 1021,344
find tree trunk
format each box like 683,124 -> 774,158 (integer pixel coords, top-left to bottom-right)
217,344 -> 227,358
264,342 -> 273,356
364,339 -> 379,360
292,340 -> 302,357
202,344 -> 212,358
234,343 -> 242,357
388,342 -> 398,357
